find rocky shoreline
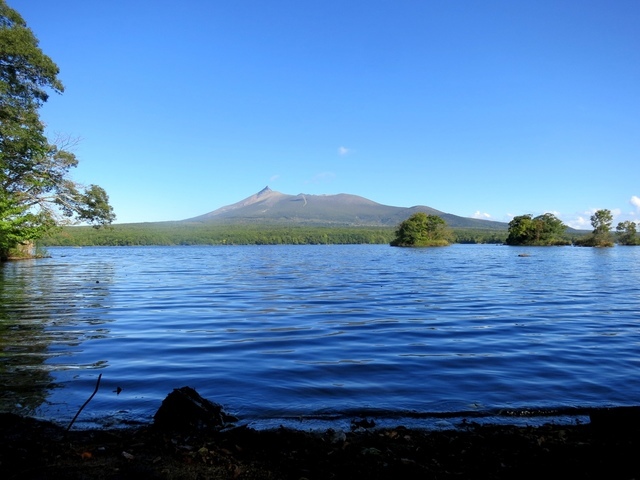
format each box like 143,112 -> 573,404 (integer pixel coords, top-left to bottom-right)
3,388 -> 640,478
2,410 -> 640,479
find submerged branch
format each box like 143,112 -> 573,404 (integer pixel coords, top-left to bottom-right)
66,373 -> 102,432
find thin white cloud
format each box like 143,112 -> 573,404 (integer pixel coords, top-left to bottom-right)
270,174 -> 280,182
567,216 -> 591,230
472,211 -> 492,219
338,146 -> 351,156
306,172 -> 336,184
631,195 -> 640,211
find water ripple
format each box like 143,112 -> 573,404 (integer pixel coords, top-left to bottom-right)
1,244 -> 640,428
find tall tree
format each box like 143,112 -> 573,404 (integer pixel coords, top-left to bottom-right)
589,209 -> 614,247
616,220 -> 638,245
0,1 -> 114,260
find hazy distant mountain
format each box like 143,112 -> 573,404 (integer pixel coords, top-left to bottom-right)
183,187 -> 508,230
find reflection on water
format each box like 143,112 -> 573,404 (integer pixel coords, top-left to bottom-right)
0,257 -> 113,416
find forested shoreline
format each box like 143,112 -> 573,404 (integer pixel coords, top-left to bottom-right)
39,223 -> 513,247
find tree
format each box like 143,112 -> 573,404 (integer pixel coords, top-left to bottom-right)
616,220 -> 638,245
505,213 -> 569,246
390,212 -> 452,247
0,1 -> 114,260
505,214 -> 534,245
589,209 -> 614,247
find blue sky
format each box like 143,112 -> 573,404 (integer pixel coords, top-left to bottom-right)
11,0 -> 640,228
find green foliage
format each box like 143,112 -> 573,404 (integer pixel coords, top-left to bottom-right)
390,213 -> 452,247
505,213 -> 570,246
0,1 -> 114,259
575,209 -> 614,247
453,228 -> 508,244
40,223 -> 513,247
616,220 -> 639,246
591,209 -> 613,235
40,223 -> 398,247
0,190 -> 43,254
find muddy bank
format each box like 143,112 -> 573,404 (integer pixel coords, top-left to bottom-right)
2,411 -> 640,479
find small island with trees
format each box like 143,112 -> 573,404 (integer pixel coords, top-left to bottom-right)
505,213 -> 569,246
390,212 -> 453,247
390,209 -> 634,249
505,209 -> 639,248
573,209 -> 639,247
388,209 -> 639,249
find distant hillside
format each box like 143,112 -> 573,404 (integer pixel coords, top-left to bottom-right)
184,186 -> 509,230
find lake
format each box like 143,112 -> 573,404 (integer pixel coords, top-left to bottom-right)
1,244 -> 639,430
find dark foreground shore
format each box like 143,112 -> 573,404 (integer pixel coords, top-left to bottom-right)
2,411 -> 640,480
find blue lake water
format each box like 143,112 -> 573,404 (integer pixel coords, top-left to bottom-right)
1,244 -> 639,430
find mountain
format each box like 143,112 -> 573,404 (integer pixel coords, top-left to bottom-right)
183,187 -> 509,230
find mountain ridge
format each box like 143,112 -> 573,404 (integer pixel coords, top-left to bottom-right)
184,187 -> 509,230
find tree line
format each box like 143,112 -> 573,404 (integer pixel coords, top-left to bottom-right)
39,222 -> 513,247
39,210 -> 638,249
